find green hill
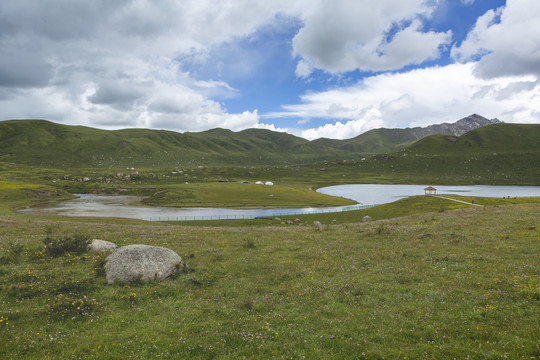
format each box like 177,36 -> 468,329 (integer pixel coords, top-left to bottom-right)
0,119 -> 353,167
355,124 -> 540,185
407,123 -> 540,154
314,114 -> 501,155
0,120 -> 538,174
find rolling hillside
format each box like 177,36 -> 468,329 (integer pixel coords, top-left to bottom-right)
0,117 -> 533,169
346,123 -> 540,185
0,120 -> 352,167
406,123 -> 540,154
314,114 -> 500,155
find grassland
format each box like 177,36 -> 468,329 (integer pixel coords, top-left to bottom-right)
1,203 -> 538,359
1,119 -> 539,358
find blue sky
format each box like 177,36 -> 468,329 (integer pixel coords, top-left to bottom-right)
190,0 -> 505,113
1,0 -> 539,139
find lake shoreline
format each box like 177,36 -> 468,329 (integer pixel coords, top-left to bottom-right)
17,184 -> 540,221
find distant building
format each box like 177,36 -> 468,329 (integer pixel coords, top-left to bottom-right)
424,186 -> 437,195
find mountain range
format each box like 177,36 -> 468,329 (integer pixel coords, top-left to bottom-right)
0,114 -> 518,168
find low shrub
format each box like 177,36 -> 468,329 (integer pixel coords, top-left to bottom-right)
121,292 -> 137,304
29,249 -> 46,262
0,315 -> 8,329
244,239 -> 256,249
43,232 -> 91,257
92,254 -> 108,278
0,241 -> 24,264
48,294 -> 99,319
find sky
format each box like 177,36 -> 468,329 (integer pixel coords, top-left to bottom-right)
1,0 -> 539,140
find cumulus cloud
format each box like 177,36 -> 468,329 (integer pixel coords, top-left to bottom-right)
302,118 -> 384,140
272,63 -> 540,139
452,0 -> 540,78
1,0 -> 538,138
292,0 -> 451,76
0,0 -> 310,131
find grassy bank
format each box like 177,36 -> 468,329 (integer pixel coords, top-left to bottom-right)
168,195 -> 540,227
0,180 -> 74,214
140,182 -> 355,208
1,204 -> 538,359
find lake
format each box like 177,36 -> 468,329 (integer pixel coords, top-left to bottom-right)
18,184 -> 540,221
317,184 -> 540,205
17,194 -> 367,221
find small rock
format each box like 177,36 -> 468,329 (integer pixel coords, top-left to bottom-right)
313,221 -> 324,231
294,218 -> 301,223
362,216 -> 372,223
90,239 -> 118,252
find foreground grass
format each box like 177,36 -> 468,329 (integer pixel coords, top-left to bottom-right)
1,204 -> 539,359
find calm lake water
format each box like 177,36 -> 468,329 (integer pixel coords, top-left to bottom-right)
18,184 -> 540,221
18,194 -> 363,221
317,184 -> 540,205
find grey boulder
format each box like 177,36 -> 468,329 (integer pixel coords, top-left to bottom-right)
105,245 -> 183,284
362,216 -> 372,223
90,239 -> 118,252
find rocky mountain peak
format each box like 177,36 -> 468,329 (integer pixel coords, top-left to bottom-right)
406,114 -> 501,139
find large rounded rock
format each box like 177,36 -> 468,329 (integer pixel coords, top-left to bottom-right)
105,245 -> 183,284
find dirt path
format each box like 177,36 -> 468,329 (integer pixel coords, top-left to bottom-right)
434,196 -> 484,207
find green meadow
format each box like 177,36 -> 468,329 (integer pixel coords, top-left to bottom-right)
1,121 -> 539,358
0,202 -> 538,359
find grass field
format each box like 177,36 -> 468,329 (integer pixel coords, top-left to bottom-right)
1,120 -> 539,358
1,202 -> 538,359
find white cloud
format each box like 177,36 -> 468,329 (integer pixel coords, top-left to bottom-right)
295,60 -> 314,79
302,118 -> 384,140
272,63 -> 540,139
252,122 -> 290,133
292,0 -> 451,74
1,0 -> 538,139
0,0 -> 309,131
452,0 -> 540,78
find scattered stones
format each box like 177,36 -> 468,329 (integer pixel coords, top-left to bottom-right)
313,221 -> 324,231
105,245 -> 184,284
90,239 -> 118,252
362,216 -> 372,223
294,218 -> 301,223
273,217 -> 281,222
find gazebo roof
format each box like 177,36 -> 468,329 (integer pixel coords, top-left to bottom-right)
424,186 -> 437,191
